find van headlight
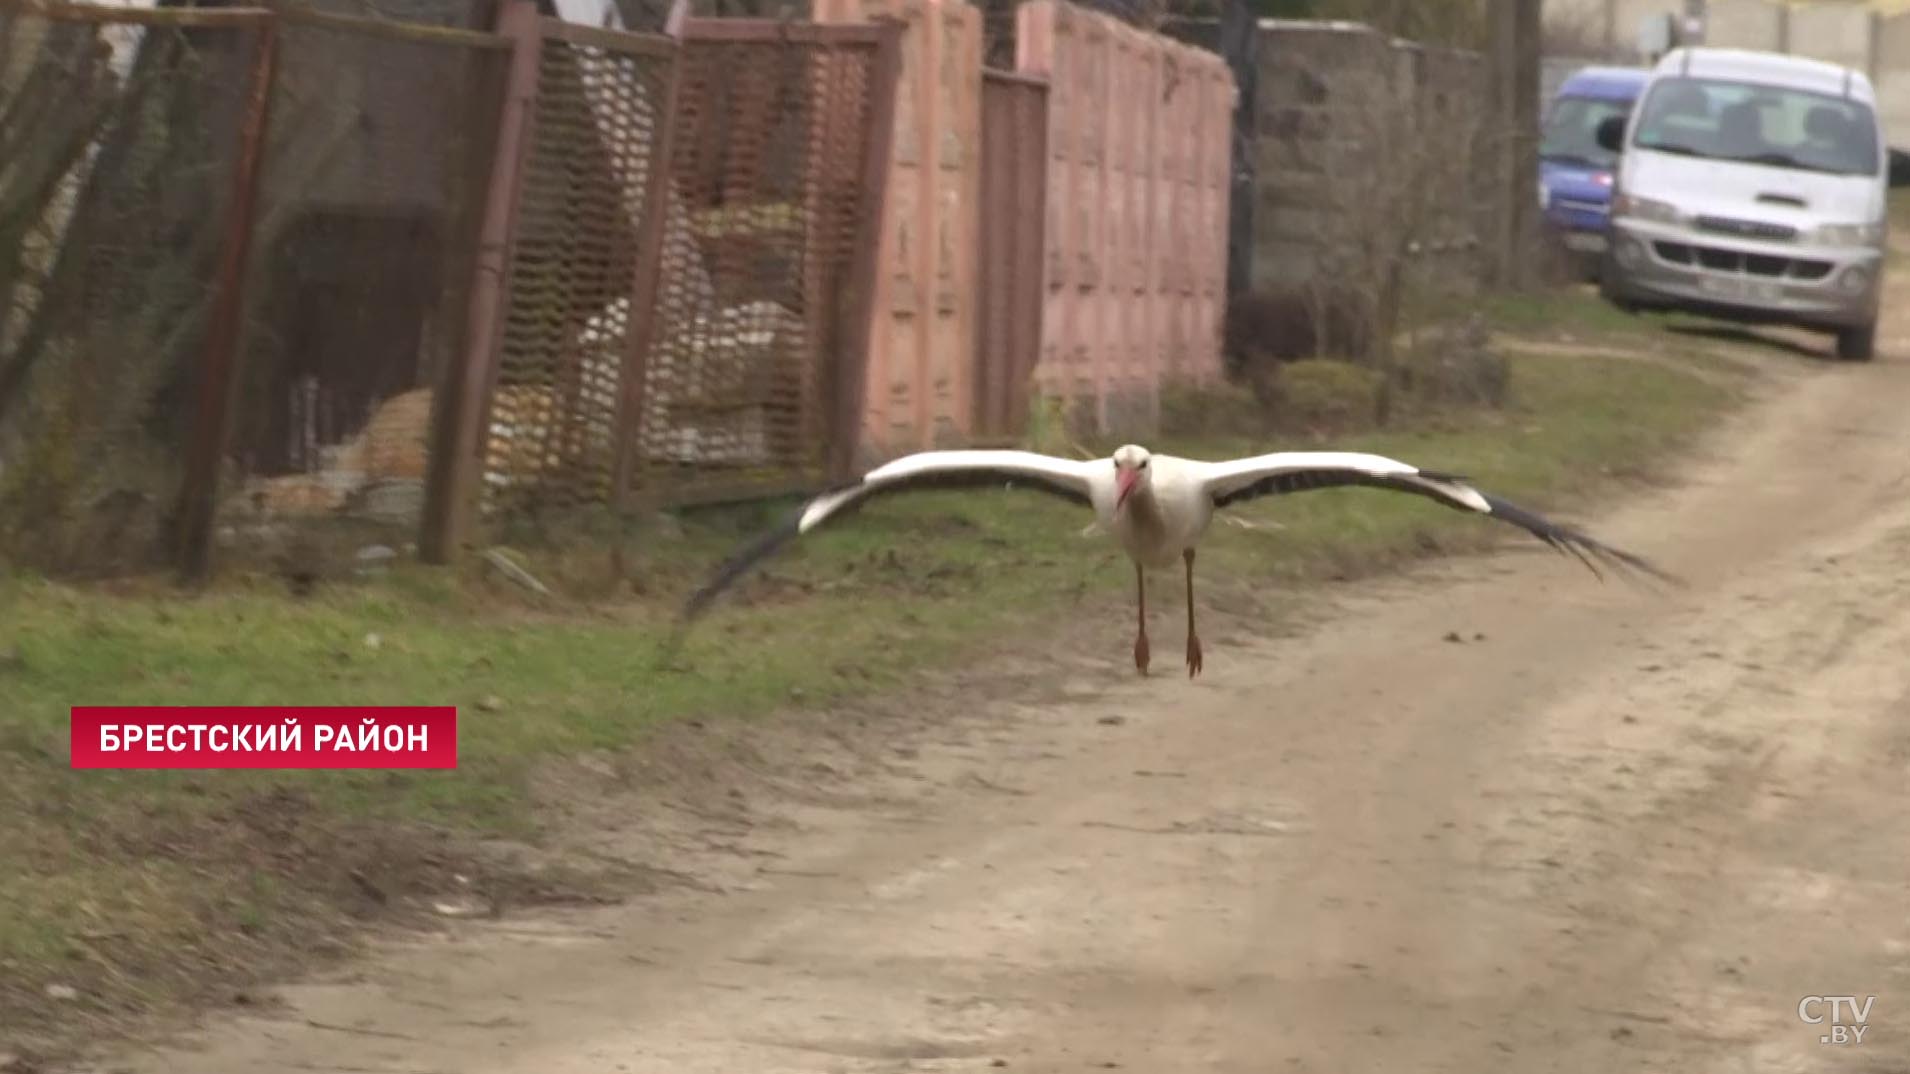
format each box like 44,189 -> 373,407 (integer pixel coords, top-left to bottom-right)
1611,192 -> 1682,226
1811,222 -> 1884,247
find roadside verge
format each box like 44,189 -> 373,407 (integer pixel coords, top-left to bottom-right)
0,291 -> 1768,1067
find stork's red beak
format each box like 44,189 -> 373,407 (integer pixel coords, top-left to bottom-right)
1115,467 -> 1139,509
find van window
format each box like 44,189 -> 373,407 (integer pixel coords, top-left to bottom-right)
1630,74 -> 1880,176
1540,94 -> 1632,169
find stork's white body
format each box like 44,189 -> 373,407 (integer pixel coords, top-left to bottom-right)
1097,456 -> 1212,569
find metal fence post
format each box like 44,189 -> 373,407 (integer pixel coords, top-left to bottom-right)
608,44 -> 684,515
419,0 -> 541,564
173,14 -> 278,583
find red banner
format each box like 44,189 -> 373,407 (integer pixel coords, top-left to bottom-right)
69,707 -> 459,769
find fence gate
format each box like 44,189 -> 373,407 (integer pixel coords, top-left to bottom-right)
224,8 -> 510,577
623,18 -> 900,507
975,68 -> 1047,440
434,11 -> 903,546
439,8 -> 680,534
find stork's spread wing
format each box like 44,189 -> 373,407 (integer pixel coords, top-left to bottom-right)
1199,451 -> 1680,585
680,450 -> 1101,623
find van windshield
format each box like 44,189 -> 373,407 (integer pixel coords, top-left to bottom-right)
1540,93 -> 1631,170
1630,74 -> 1879,176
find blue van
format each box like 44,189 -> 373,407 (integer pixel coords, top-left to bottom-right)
1539,66 -> 1651,260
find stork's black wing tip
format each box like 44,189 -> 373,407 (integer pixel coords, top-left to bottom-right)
676,508 -> 809,626
1605,545 -> 1690,590
1478,491 -> 1686,591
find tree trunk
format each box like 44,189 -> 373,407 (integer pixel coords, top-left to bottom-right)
1487,0 -> 1539,289
1216,0 -> 1255,298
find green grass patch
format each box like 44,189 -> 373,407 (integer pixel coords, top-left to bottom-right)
0,327 -> 1752,1057
1477,285 -> 1665,338
1494,276 -> 1832,345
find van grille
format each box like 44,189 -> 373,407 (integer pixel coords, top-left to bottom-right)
1653,241 -> 1831,279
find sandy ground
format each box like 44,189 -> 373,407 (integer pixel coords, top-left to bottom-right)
81,302 -> 1910,1072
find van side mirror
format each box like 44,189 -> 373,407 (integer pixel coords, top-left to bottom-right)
1595,114 -> 1627,154
1889,147 -> 1910,188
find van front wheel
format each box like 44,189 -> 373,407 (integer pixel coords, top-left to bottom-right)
1836,321 -> 1877,362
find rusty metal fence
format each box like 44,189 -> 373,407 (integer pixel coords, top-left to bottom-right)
427,11 -> 902,555
464,12 -> 677,529
1,0 -> 903,579
219,10 -> 509,572
619,19 -> 897,508
0,3 -> 268,576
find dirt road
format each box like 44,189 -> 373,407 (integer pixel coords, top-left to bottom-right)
96,317 -> 1910,1072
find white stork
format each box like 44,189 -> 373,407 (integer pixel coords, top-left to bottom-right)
679,445 -> 1678,677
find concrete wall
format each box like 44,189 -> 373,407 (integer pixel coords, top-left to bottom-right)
1249,20 -> 1492,307
1250,20 -> 1394,294
1546,1 -> 1910,147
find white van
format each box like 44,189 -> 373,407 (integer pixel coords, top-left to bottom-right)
1595,47 -> 1894,360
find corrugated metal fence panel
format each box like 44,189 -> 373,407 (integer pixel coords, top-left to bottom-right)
1015,0 -> 1232,436
934,1 -> 983,449
815,0 -> 982,457
975,68 -> 1047,438
1018,0 -> 1089,427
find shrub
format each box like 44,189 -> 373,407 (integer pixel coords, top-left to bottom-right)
1396,312 -> 1511,408
1223,285 -> 1373,379
1273,358 -> 1386,435
1158,376 -> 1269,440
1022,393 -> 1076,456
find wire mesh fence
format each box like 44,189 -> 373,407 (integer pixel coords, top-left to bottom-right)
213,10 -> 509,576
0,3 -> 268,577
621,19 -> 896,507
1,0 -> 903,579
475,16 -> 675,527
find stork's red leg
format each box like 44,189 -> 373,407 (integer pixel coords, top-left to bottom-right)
1133,562 -> 1151,676
1184,548 -> 1203,678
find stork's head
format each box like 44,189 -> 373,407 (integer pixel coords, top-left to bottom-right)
1111,444 -> 1152,511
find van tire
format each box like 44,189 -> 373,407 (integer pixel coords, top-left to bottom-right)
1836,321 -> 1877,362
